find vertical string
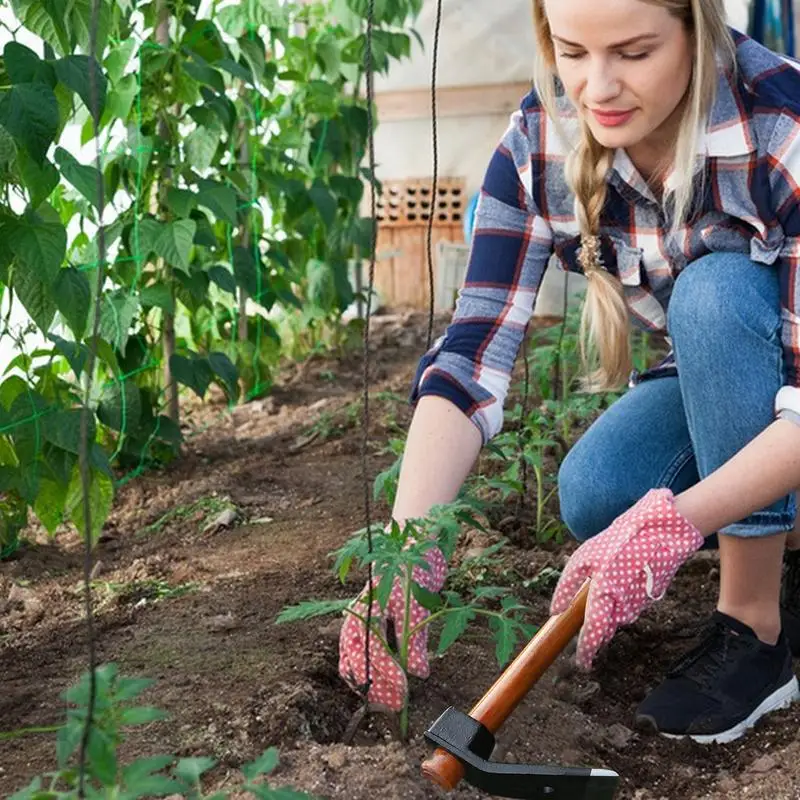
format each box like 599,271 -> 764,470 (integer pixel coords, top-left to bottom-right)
425,0 -> 443,351
360,0 -> 378,705
77,0 -> 107,794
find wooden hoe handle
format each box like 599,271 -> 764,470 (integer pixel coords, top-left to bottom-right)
421,579 -> 591,791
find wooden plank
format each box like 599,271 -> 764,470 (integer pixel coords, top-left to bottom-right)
375,81 -> 533,122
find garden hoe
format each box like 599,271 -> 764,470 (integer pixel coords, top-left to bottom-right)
422,580 -> 619,799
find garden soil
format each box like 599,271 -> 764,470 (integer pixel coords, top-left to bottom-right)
3,312 -> 800,799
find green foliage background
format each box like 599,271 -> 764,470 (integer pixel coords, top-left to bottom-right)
0,0 -> 423,557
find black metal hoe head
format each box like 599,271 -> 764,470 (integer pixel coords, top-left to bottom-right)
424,706 -> 620,800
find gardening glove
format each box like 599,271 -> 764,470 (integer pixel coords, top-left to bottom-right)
550,488 -> 704,670
338,545 -> 447,711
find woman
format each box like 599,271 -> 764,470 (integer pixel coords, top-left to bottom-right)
339,0 -> 800,744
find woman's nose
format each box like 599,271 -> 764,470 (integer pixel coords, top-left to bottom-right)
584,60 -> 622,105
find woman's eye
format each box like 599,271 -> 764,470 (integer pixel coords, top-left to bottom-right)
620,52 -> 649,60
559,51 -> 585,60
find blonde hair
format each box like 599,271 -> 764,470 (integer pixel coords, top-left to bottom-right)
532,0 -> 735,390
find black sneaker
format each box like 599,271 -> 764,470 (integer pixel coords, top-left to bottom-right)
634,612 -> 799,744
780,549 -> 800,657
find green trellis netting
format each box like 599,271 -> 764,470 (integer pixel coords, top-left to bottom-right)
0,0 -> 423,559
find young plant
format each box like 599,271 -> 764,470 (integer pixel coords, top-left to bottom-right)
9,663 -> 316,799
276,502 -> 539,739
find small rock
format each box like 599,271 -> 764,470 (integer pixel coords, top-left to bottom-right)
324,750 -> 347,769
206,613 -> 240,632
203,508 -> 238,533
605,723 -> 635,751
749,754 -> 778,774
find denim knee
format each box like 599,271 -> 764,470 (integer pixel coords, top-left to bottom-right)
558,446 -> 622,542
667,252 -> 781,347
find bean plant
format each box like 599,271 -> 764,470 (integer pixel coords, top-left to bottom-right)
9,663 -> 316,800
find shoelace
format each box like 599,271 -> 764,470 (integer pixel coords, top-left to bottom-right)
666,621 -> 750,692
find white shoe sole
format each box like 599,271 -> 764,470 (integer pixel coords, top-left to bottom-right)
661,675 -> 800,744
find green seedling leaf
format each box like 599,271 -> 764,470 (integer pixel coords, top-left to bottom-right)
114,676 -> 156,702
242,747 -> 279,780
491,615 -> 517,667
437,606 -> 476,655
55,147 -> 104,208
119,706 -> 168,726
410,581 -> 443,612
275,599 -> 351,624
174,756 -> 217,784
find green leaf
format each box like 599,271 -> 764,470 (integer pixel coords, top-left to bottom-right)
169,353 -> 213,398
54,267 -> 91,339
491,615 -> 517,667
174,757 -> 217,784
13,263 -> 56,332
436,607 -> 475,655
34,477 -> 67,534
182,59 -> 225,94
208,265 -> 236,294
4,42 -> 54,85
119,706 -> 168,726
98,291 -> 139,354
208,351 -> 239,401
65,464 -> 114,545
166,187 -> 197,218
106,72 -> 138,120
232,245 -> 258,296
410,581 -> 443,612
50,335 -> 88,377
104,38 -> 137,84
309,181 -> 337,228
0,124 -> 17,167
275,599 -> 351,624
16,150 -> 59,208
196,181 -> 237,224
185,126 -> 220,171
140,283 -> 174,312
181,20 -> 226,63
8,218 -> 66,282
53,55 -> 107,121
97,382 -> 141,433
54,147 -> 104,208
153,220 -> 196,274
0,83 -> 59,163
41,408 -> 93,455
242,748 -> 279,781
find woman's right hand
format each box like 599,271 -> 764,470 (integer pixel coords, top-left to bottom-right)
338,545 -> 447,711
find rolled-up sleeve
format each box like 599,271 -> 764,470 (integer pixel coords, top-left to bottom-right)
409,103 -> 554,443
768,113 -> 800,423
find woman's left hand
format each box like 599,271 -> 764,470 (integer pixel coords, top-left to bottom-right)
550,488 -> 705,669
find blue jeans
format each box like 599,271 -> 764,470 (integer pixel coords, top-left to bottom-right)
558,252 -> 796,542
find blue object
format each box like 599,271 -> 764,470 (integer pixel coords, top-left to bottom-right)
750,0 -> 795,57
463,191 -> 479,243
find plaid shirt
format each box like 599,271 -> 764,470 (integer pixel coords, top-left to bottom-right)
411,31 -> 800,443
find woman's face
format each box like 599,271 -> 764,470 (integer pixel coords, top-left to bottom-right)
543,0 -> 694,155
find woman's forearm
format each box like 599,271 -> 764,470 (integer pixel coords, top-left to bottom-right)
674,418 -> 800,535
390,395 -> 483,525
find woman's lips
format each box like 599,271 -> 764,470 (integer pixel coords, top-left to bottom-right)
591,108 -> 636,127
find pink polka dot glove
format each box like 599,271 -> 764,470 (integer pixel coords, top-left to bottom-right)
550,488 -> 704,670
338,546 -> 447,711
